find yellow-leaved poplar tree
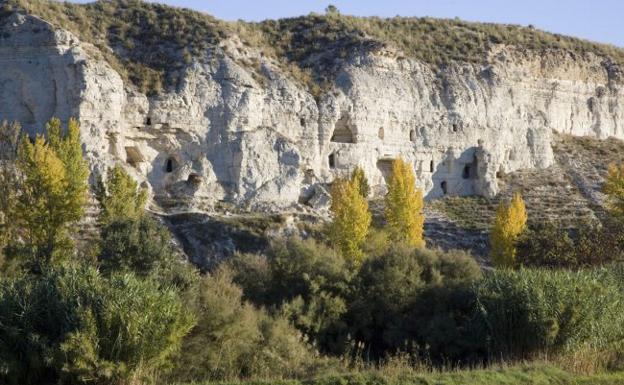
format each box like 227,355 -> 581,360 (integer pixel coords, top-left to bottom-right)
351,166 -> 370,198
0,121 -> 21,263
14,118 -> 89,267
489,192 -> 528,268
95,164 -> 148,224
384,158 -> 425,248
329,177 -> 372,265
603,163 -> 624,221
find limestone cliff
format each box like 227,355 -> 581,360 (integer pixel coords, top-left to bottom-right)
1,9 -> 623,213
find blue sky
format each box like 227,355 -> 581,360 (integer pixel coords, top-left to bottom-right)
69,0 -> 624,47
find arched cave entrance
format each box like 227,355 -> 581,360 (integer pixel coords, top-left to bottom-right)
441,181 -> 448,195
377,159 -> 394,183
328,153 -> 336,169
165,157 -> 176,173
330,114 -> 355,143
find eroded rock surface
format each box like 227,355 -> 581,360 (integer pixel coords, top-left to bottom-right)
1,13 -> 623,213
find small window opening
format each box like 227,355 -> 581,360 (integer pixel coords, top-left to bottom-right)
378,127 -> 384,140
496,170 -> 503,179
430,160 -> 434,173
145,117 -> 152,126
300,118 -> 306,127
441,181 -> 448,195
410,129 -> 416,142
165,157 -> 174,173
328,153 -> 336,169
452,123 -> 458,132
462,165 -> 471,179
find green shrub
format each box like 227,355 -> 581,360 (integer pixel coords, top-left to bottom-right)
230,238 -> 353,353
517,220 -> 624,268
474,268 -> 624,360
349,245 -> 481,358
171,267 -> 322,382
99,216 -> 175,275
0,266 -> 194,385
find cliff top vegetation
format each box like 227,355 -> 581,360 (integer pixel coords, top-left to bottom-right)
3,0 -> 623,95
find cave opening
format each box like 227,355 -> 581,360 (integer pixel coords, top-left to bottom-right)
462,165 -> 471,179
165,157 -> 175,173
330,114 -> 355,143
441,181 -> 448,195
328,153 -> 336,169
410,129 -> 416,142
377,159 -> 394,183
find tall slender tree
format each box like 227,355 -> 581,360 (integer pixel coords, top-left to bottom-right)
603,163 -> 624,221
95,164 -> 147,224
490,192 -> 527,268
13,118 -> 89,268
384,158 -> 425,248
329,177 -> 372,265
351,166 -> 370,198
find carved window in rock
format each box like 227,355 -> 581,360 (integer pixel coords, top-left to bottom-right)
377,159 -> 394,183
328,153 -> 336,169
378,127 -> 385,140
145,117 -> 152,126
330,114 -> 355,143
462,165 -> 471,179
410,129 -> 416,142
165,157 -> 175,173
441,181 -> 448,195
452,123 -> 459,132
430,160 -> 434,173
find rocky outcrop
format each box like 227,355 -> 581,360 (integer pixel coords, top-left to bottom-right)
1,13 -> 623,213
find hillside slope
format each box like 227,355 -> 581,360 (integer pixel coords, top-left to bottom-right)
0,0 -> 623,220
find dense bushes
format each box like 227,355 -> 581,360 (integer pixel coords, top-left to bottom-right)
517,220 -> 624,268
474,268 -> 624,361
349,246 -> 481,359
231,239 -> 483,359
231,237 -> 624,369
171,268 -> 322,382
230,238 -> 352,354
0,267 -> 194,385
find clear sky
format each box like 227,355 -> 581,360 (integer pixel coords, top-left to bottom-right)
69,0 -> 624,48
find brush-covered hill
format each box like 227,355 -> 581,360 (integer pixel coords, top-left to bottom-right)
1,0 -> 624,265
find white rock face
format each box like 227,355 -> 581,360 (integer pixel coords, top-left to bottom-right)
1,14 -> 623,212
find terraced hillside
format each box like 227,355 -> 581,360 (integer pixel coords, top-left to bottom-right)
426,134 -> 624,259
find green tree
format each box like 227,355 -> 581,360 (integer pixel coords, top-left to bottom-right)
384,158 -> 425,248
99,216 -> 174,276
603,163 -> 624,221
329,177 -> 372,264
325,4 -> 339,15
95,164 -> 147,224
351,166 -> 370,198
0,121 -> 21,268
46,118 -> 89,221
9,118 -> 89,269
171,267 -> 316,382
489,192 -> 527,268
